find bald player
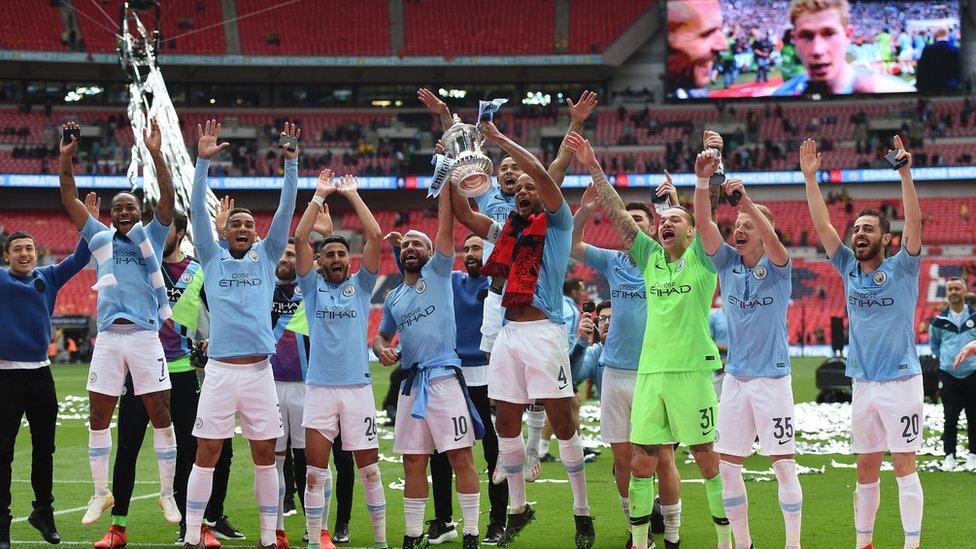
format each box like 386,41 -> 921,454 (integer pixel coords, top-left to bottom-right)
667,0 -> 730,99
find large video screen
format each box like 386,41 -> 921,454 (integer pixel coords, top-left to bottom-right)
666,0 -> 961,100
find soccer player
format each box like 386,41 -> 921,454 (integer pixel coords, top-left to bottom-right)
449,121 -> 595,548
182,120 -> 299,549
295,170 -> 388,549
97,210 -> 239,549
571,183 -> 684,548
373,186 -> 482,549
693,145 -> 802,548
929,277 -> 976,471
667,0 -> 729,99
0,196 -> 94,549
802,136 -> 923,549
774,0 -> 914,96
565,131 -> 729,549
58,119 -> 181,527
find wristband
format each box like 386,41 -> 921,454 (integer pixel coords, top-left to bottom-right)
311,195 -> 325,209
696,177 -> 710,190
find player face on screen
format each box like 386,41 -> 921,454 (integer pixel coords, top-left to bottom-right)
400,234 -> 433,274
225,211 -> 258,255
628,207 -> 653,235
317,241 -> 351,284
497,156 -> 523,196
4,236 -> 37,276
657,207 -> 695,252
514,174 -> 543,217
851,214 -> 891,262
462,235 -> 484,277
276,243 -> 297,281
946,279 -> 967,308
791,2 -> 852,87
110,193 -> 142,236
667,0 -> 729,90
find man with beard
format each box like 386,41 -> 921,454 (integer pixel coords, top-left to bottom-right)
373,187 -> 482,549
667,0 -> 729,99
182,120 -> 299,549
694,146 -> 802,548
571,182 -> 684,549
802,136 -> 923,549
449,121 -> 595,549
0,196 -> 94,549
294,171 -> 387,549
97,211 -> 239,549
930,277 -> 976,471
565,132 -> 729,549
58,119 -> 182,527
774,0 -> 914,96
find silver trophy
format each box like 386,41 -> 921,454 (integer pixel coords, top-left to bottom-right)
441,114 -> 493,198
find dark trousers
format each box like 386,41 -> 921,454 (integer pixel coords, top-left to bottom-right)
0,368 -> 58,518
431,384 -> 506,526
941,370 -> 976,455
112,371 -> 233,523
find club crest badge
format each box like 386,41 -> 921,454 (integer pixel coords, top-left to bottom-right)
416,280 -> 427,294
343,284 -> 356,297
675,258 -> 686,273
180,272 -> 192,284
753,266 -> 767,280
248,250 -> 259,263
294,285 -> 302,297
872,271 -> 888,286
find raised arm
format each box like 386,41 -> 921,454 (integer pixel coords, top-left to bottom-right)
449,183 -> 496,240
58,122 -> 90,231
144,118 -> 174,226
418,88 -> 455,133
800,139 -> 842,256
565,132 -> 641,249
337,175 -> 382,274
480,121 -> 563,212
548,90 -> 598,185
693,151 -> 724,255
52,227 -> 94,288
725,178 -> 789,266
266,122 -> 301,252
435,176 -> 454,257
571,184 -> 599,262
295,169 -> 335,278
892,135 -> 922,255
191,119 -> 230,259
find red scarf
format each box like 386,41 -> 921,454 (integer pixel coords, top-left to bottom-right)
481,211 -> 548,308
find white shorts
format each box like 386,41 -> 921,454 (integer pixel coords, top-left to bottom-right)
851,375 -> 924,454
193,359 -> 284,441
88,329 -> 171,397
303,384 -> 379,452
488,319 -> 573,404
480,290 -> 504,354
393,375 -> 474,455
600,368 -> 637,444
275,381 -> 306,452
715,374 -> 796,457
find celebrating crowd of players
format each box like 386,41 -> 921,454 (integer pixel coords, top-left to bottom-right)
1,82 -> 973,549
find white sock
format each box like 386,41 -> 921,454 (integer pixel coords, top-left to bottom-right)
254,463 -> 279,546
558,433 -> 590,516
88,428 -> 112,496
620,495 -> 630,522
719,461 -> 751,548
855,480 -> 881,547
403,497 -> 426,538
358,463 -> 387,544
661,500 -> 682,543
896,472 -> 923,549
498,435 -> 526,511
185,465 -> 215,546
152,425 -> 177,498
305,466 -> 328,544
772,459 -> 803,548
275,455 -> 286,530
458,491 -> 480,536
525,405 -> 546,456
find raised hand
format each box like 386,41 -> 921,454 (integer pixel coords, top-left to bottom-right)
567,90 -> 598,123
417,88 -> 449,115
214,195 -> 234,237
695,150 -> 721,179
581,183 -> 599,210
59,122 -> 80,157
478,120 -> 502,143
433,140 -> 446,156
892,135 -> 912,174
84,192 -> 101,219
143,117 -> 162,157
954,341 -> 976,369
280,121 -> 301,160
703,130 -> 724,151
315,169 -> 335,198
656,169 -> 676,200
196,119 -> 230,160
799,139 -> 822,178
723,178 -> 747,204
577,312 -> 595,342
384,231 -> 403,248
564,131 -> 598,169
336,174 -> 358,196
312,203 -> 333,235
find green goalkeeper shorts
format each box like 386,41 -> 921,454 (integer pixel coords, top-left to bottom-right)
630,371 -> 718,446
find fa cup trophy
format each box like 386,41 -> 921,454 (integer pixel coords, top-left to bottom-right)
440,114 -> 494,198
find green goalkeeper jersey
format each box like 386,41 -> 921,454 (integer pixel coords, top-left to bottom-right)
628,231 -> 721,374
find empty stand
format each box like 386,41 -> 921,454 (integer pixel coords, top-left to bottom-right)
236,0 -> 389,56
401,0 -> 555,56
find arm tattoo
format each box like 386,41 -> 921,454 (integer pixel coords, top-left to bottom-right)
590,165 -> 639,248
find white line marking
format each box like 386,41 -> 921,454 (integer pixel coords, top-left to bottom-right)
12,492 -> 159,523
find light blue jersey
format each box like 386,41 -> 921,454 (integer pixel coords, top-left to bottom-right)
709,308 -> 729,359
474,183 -> 516,224
562,295 -> 580,347
81,215 -> 170,332
525,200 -> 573,324
299,268 -> 378,386
710,243 -> 791,377
191,158 -> 298,360
584,246 -> 645,371
379,251 -> 459,385
570,339 -> 604,394
829,245 -> 921,381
